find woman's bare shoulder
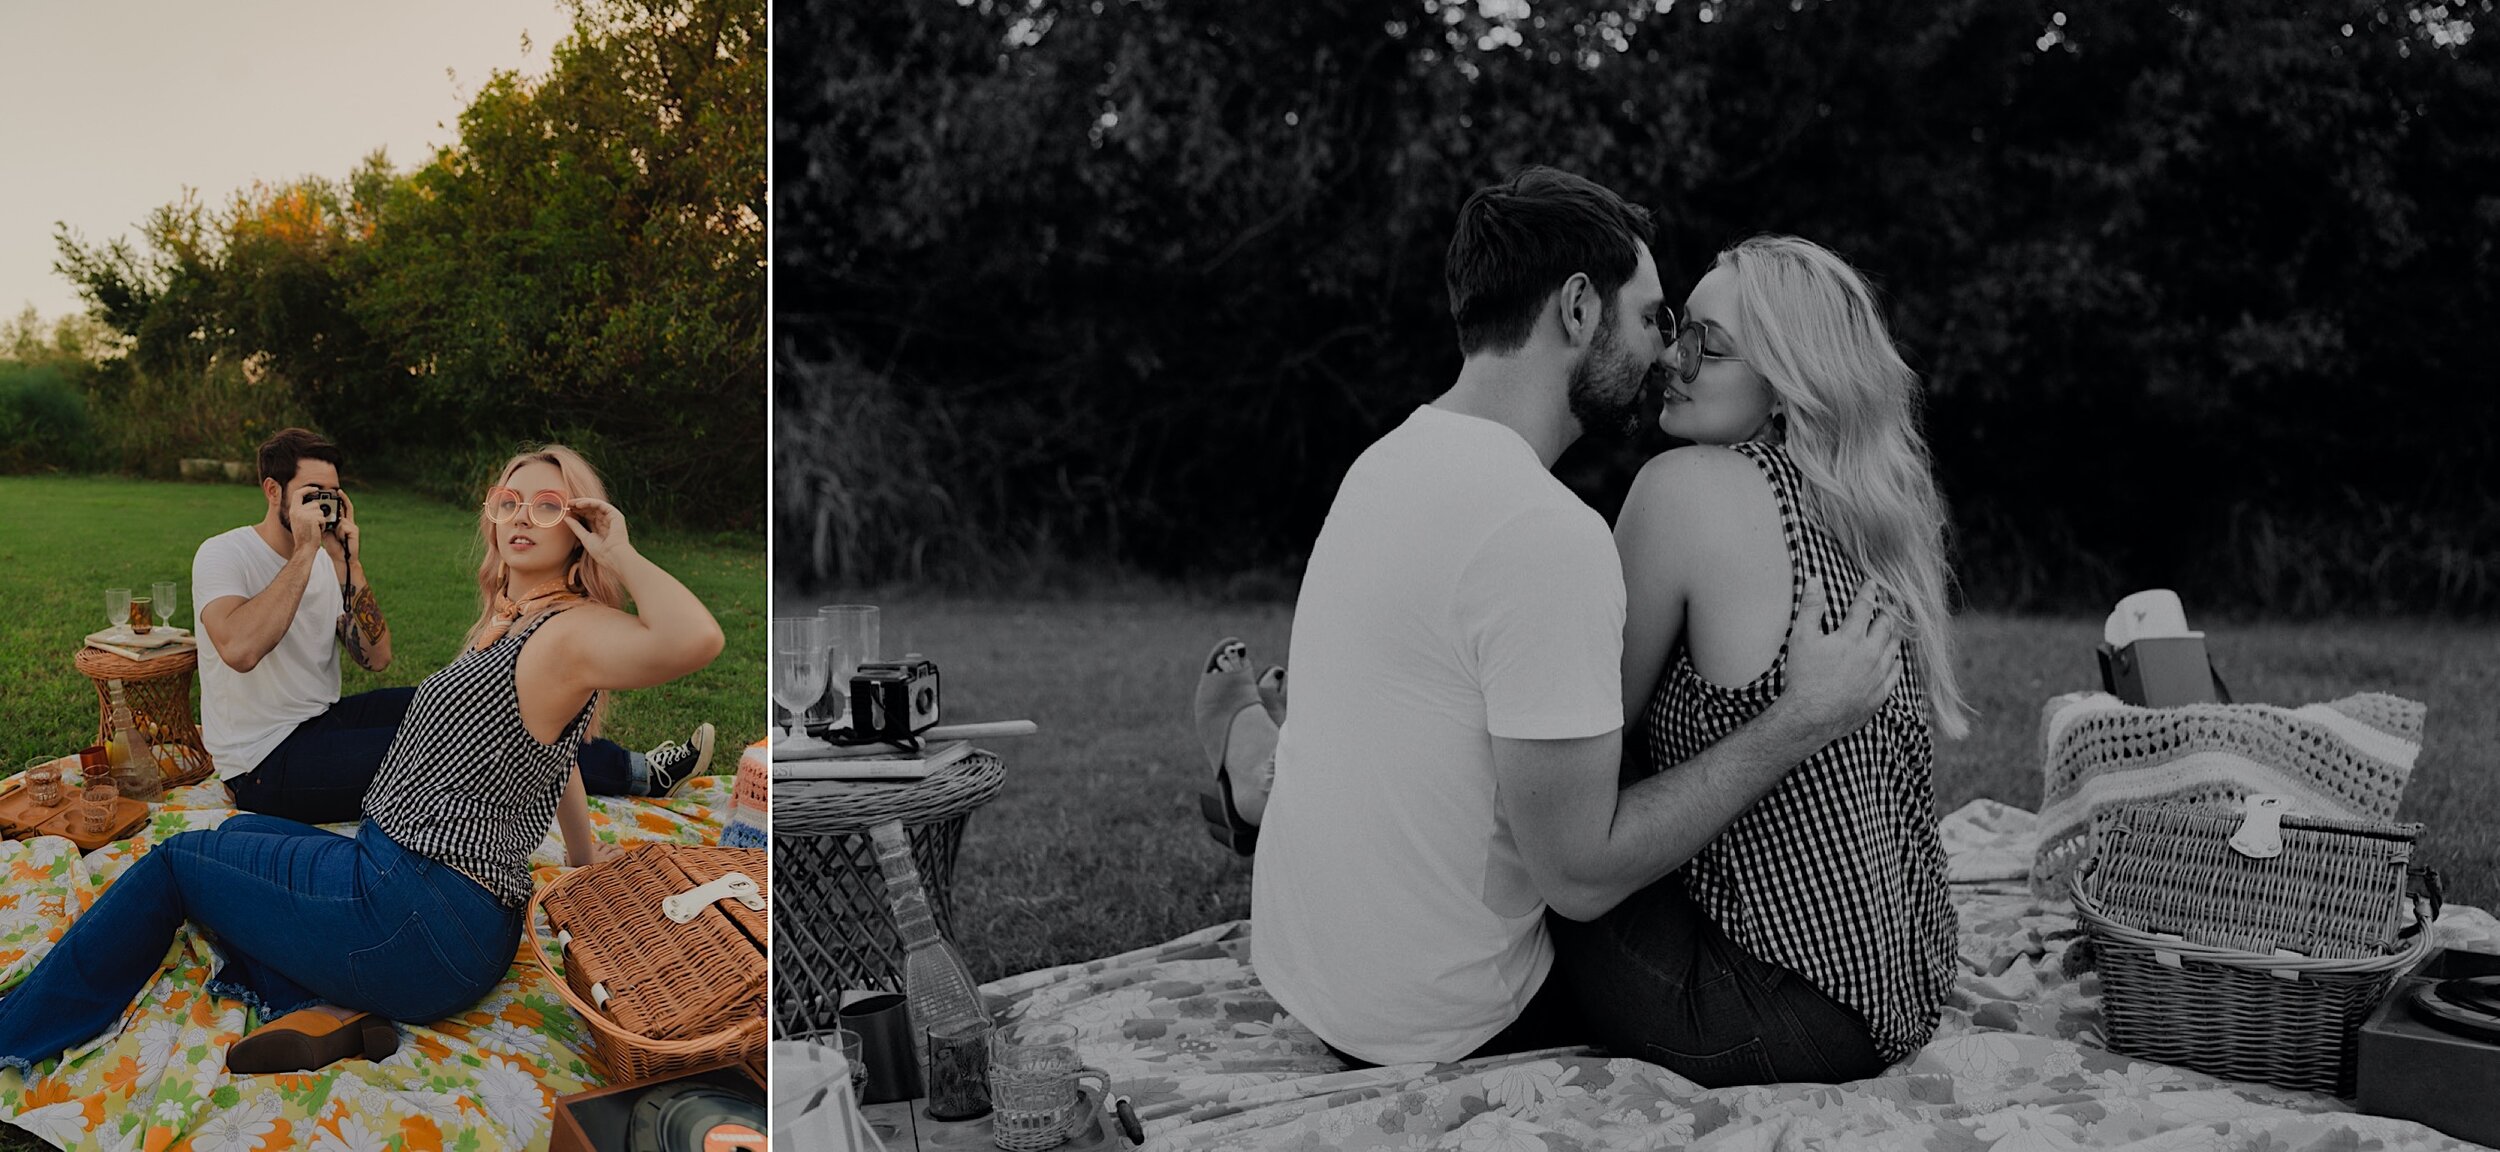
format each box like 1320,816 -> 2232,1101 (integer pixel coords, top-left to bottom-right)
532,601 -> 633,645
1626,445 -> 1778,525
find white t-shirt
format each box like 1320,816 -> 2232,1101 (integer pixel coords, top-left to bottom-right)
193,525 -> 342,779
1250,405 -> 1626,1065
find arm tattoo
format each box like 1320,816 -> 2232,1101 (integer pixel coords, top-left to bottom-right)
338,581 -> 389,667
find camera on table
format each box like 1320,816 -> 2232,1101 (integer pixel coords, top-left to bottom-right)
299,487 -> 344,533
850,656 -> 940,742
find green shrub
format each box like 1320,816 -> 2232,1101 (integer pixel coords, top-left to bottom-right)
775,344 -> 1062,589
80,358 -> 307,476
0,362 -> 98,473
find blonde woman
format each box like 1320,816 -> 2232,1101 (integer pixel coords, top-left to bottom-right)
0,446 -> 724,1076
1550,236 -> 1970,1086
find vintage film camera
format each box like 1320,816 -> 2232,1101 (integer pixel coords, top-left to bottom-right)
849,656 -> 940,742
299,487 -> 344,533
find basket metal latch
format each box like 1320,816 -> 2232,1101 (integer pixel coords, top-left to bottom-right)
2227,794 -> 2291,860
663,872 -> 765,924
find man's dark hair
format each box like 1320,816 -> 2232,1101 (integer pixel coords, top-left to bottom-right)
1446,166 -> 1655,356
257,427 -> 343,488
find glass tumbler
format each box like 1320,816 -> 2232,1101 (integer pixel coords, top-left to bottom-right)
24,758 -> 64,807
78,785 -> 118,835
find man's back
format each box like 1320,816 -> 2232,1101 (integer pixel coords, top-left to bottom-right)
1250,404 -> 1624,1064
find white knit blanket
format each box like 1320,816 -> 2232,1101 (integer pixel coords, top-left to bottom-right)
2031,691 -> 2422,896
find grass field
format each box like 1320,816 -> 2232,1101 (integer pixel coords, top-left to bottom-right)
783,591 -> 2500,983
0,474 -> 767,779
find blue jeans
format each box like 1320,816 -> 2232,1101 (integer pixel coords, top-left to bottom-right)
0,817 -> 521,1073
1548,876 -> 1885,1088
228,687 -> 646,824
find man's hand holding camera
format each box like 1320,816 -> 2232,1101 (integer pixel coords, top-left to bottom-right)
288,482 -> 390,673
286,487 -> 337,558
325,489 -> 359,566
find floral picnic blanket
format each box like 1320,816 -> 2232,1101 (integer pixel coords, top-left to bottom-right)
987,799 -> 2500,1152
0,771 -> 746,1152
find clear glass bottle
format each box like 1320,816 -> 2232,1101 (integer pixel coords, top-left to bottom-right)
105,680 -> 163,802
869,820 -> 990,1062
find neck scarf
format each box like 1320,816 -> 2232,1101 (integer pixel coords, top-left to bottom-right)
474,576 -> 588,651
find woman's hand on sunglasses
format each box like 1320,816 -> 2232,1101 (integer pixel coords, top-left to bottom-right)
565,496 -> 631,560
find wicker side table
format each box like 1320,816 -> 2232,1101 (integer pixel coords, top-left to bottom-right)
74,646 -> 214,788
772,749 -> 1006,1036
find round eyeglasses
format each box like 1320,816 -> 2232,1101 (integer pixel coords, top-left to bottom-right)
483,487 -> 571,529
1664,306 -> 1747,385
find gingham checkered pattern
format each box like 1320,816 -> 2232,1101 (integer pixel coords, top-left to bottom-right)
365,609 -> 596,908
1642,442 -> 1956,1063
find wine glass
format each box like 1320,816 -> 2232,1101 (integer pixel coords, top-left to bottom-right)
104,588 -> 131,633
152,581 -> 178,630
817,604 -> 880,729
770,616 -> 829,742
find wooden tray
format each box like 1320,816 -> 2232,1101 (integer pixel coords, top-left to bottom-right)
0,772 -> 76,837
0,781 -> 150,853
861,1089 -> 1125,1152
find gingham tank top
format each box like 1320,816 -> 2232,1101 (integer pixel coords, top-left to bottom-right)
364,609 -> 596,908
1640,442 -> 1956,1063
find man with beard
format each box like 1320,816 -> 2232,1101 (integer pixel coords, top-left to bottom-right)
1233,167 -> 1905,1066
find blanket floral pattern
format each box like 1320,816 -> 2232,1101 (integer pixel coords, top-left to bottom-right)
984,800 -> 2500,1152
1,774 -> 741,1152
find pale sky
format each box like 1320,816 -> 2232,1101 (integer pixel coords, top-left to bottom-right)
0,1 -> 573,324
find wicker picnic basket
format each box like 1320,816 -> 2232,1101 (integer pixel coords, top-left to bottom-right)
530,844 -> 769,1082
2070,800 -> 2436,1096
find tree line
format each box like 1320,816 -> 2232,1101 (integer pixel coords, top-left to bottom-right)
782,0 -> 2498,613
28,0 -> 765,531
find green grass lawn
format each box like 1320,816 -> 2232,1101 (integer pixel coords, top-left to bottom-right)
0,474 -> 766,779
784,591 -> 2500,983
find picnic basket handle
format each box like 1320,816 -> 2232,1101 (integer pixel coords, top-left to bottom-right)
529,866 -> 632,1023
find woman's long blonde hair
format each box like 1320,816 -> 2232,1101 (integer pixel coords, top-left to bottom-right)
1721,235 -> 1973,738
463,444 -> 627,738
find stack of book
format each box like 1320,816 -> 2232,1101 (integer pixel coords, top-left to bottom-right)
768,736 -> 973,782
84,625 -> 196,662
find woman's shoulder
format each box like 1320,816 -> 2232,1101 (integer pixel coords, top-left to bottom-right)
522,600 -> 629,642
1625,444 -> 1779,524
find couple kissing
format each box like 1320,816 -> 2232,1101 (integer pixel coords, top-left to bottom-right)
1197,166 -> 1968,1087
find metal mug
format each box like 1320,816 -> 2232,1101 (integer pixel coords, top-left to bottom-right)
837,991 -> 924,1105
